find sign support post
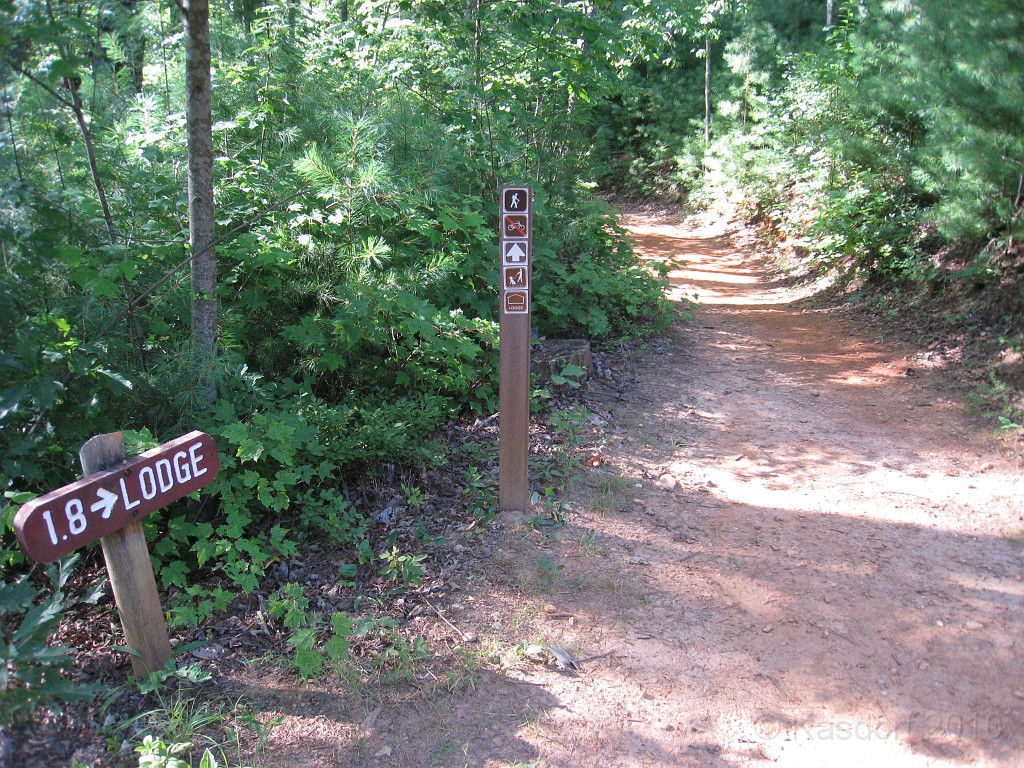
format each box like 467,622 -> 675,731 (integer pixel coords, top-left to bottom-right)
79,432 -> 172,677
498,185 -> 532,512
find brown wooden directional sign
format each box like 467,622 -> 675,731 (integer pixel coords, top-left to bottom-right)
14,431 -> 219,563
498,185 -> 532,512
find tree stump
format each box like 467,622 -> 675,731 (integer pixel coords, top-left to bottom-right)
532,339 -> 593,382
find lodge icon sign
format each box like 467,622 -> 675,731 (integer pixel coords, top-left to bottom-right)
504,290 -> 528,313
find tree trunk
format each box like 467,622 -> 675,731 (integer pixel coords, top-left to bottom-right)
182,0 -> 217,404
704,33 -> 712,146
5,99 -> 24,183
826,0 -> 835,29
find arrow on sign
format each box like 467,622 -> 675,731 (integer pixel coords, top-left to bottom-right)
91,487 -> 117,519
503,241 -> 528,265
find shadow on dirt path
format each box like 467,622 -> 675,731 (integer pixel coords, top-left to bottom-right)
245,212 -> 1024,768
527,211 -> 1024,767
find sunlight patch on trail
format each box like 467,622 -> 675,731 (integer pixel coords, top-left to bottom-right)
713,711 -> 996,768
674,460 -> 1023,536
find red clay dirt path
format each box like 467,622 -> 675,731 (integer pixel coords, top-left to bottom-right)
248,211 -> 1024,768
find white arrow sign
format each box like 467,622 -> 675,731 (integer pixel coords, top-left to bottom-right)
503,241 -> 527,265
91,487 -> 118,519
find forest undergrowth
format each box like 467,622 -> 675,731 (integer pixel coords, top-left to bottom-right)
1,356 -> 624,767
3,0 -> 1023,763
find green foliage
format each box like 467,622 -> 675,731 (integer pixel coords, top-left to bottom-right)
462,466 -> 497,527
259,583 -> 429,684
128,692 -> 266,768
287,613 -> 355,682
0,0 -> 679,731
401,484 -> 427,509
528,488 -> 570,533
534,405 -> 593,491
549,363 -> 587,390
535,556 -> 564,589
378,546 -> 427,587
593,50 -> 707,197
0,554 -> 103,726
969,369 -> 1024,434
135,735 -> 199,768
135,654 -> 212,698
860,1 -> 1024,242
808,172 -> 922,277
262,581 -> 358,680
267,583 -> 311,632
278,286 -> 499,413
533,204 -> 672,339
365,616 -> 431,685
146,364 -> 480,627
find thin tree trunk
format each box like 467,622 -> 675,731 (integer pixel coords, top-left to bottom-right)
44,117 -> 67,191
704,34 -> 712,146
4,98 -> 24,182
68,86 -> 115,242
826,0 -> 836,29
181,0 -> 217,404
158,0 -> 173,111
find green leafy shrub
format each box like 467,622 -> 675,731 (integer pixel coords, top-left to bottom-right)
261,582 -> 428,683
378,546 -> 427,587
533,205 -> 672,339
280,286 -> 499,413
0,554 -> 103,726
796,169 -> 922,279
148,363 -> 472,626
462,466 -> 497,527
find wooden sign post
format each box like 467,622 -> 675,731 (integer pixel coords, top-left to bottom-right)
498,185 -> 532,512
14,431 -> 220,676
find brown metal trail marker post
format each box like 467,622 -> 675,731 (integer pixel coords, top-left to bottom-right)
13,431 -> 220,676
498,185 -> 532,512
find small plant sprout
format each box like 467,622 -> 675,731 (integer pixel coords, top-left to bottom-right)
536,556 -> 565,588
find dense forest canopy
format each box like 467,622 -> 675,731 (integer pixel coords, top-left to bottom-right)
1,0 -> 1022,721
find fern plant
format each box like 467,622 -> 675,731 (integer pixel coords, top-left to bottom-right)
0,554 -> 104,726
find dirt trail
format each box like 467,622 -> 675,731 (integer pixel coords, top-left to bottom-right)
249,212 -> 1024,768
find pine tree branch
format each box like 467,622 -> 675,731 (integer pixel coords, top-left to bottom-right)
22,186 -> 310,437
92,188 -> 309,340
